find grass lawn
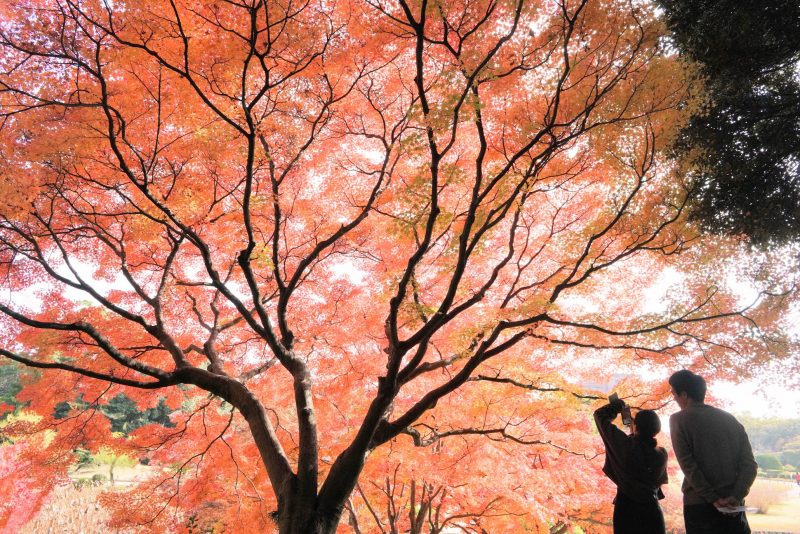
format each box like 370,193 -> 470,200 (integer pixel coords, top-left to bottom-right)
747,478 -> 800,534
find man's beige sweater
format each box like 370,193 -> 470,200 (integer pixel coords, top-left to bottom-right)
669,403 -> 758,505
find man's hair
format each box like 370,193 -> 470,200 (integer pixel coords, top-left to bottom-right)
669,370 -> 706,402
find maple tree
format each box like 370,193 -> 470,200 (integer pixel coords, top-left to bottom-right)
0,0 -> 796,532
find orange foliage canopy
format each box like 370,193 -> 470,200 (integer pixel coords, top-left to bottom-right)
0,0 -> 796,532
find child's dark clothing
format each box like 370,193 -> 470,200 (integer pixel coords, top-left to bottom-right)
594,402 -> 668,534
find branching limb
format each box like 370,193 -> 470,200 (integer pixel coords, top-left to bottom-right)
400,424 -> 598,460
0,304 -> 170,379
0,348 -> 172,389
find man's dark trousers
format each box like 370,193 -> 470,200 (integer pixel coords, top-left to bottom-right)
683,503 -> 750,534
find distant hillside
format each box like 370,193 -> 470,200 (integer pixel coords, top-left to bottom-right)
737,415 -> 800,471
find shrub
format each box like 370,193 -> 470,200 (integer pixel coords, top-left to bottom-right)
746,479 -> 790,514
755,454 -> 782,470
73,448 -> 94,468
779,449 -> 800,469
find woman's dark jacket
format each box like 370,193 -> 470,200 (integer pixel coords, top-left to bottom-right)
594,402 -> 668,503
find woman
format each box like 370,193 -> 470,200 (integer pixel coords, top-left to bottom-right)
594,399 -> 668,534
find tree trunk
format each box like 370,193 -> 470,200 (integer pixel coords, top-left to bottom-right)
176,369 -> 354,534
275,500 -> 344,534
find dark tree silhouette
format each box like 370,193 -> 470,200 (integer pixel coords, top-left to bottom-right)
658,0 -> 800,245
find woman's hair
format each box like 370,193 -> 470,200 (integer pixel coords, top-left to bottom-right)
634,409 -> 661,447
631,410 -> 664,482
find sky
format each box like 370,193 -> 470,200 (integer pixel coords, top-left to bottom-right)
641,255 -> 800,420
715,381 -> 800,419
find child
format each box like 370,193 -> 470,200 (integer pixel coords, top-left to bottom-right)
594,399 -> 668,534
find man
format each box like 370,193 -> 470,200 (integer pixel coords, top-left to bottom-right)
669,370 -> 757,534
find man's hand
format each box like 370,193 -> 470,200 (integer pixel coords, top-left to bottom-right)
714,496 -> 741,515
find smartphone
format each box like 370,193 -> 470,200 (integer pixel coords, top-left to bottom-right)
621,405 -> 633,427
608,393 -> 633,426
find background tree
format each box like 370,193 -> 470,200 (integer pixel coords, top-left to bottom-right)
739,415 -> 800,472
54,392 -> 175,433
657,0 -> 800,245
0,362 -> 26,418
0,0 -> 796,532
